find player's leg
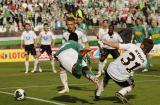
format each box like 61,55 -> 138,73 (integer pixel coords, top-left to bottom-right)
47,45 -> 56,73
24,45 -> 30,74
31,46 -> 40,73
110,49 -> 120,59
96,48 -> 108,77
82,66 -> 99,88
142,56 -> 150,72
32,45 -> 47,73
115,77 -> 135,104
25,54 -> 29,74
95,70 -> 111,100
58,65 -> 69,94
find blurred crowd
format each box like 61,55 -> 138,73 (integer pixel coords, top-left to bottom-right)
0,0 -> 160,32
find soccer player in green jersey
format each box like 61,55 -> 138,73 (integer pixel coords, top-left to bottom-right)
54,32 -> 99,94
131,18 -> 147,43
148,19 -> 160,52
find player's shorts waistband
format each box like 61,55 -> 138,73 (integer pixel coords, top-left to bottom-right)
25,44 -> 34,46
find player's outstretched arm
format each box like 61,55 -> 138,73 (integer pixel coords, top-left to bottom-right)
102,39 -> 119,49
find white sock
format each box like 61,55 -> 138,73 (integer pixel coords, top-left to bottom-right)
96,79 -> 104,96
118,86 -> 132,96
98,61 -> 106,74
25,61 -> 29,73
33,59 -> 39,71
50,60 -> 55,71
60,71 -> 68,89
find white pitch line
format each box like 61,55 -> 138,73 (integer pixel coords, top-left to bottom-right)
136,74 -> 160,78
0,90 -> 66,105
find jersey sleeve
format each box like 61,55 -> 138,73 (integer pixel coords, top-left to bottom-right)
119,43 -> 134,50
38,32 -> 42,39
32,31 -> 37,39
21,32 -> 24,40
62,32 -> 69,43
77,42 -> 83,50
81,31 -> 88,43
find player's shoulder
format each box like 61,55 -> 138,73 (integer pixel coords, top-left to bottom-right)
21,31 -> 26,35
63,30 -> 69,35
48,30 -> 54,34
29,30 -> 36,34
113,32 -> 120,36
75,29 -> 84,35
39,30 -> 45,34
99,28 -> 104,32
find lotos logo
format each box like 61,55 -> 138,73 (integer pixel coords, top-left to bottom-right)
0,52 -> 25,60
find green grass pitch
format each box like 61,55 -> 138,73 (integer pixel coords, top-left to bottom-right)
0,57 -> 160,105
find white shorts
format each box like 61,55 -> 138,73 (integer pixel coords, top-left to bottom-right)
107,62 -> 130,82
57,48 -> 87,73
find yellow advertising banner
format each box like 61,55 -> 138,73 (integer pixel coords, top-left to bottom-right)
0,49 -> 33,62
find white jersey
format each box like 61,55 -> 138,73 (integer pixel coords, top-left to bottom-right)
107,44 -> 147,82
62,29 -> 87,47
21,30 -> 37,45
102,32 -> 123,49
39,31 -> 55,45
98,28 -> 109,40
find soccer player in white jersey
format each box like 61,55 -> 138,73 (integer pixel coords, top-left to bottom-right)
96,24 -> 123,77
21,23 -> 38,74
63,17 -> 89,48
95,38 -> 153,104
32,23 -> 56,73
54,32 -> 99,94
57,17 -> 90,93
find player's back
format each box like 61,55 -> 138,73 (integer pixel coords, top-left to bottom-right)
107,44 -> 147,81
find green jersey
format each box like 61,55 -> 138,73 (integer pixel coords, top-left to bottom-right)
54,40 -> 83,57
54,40 -> 88,78
148,27 -> 160,44
132,25 -> 146,43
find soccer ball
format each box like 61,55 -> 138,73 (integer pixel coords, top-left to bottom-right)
14,89 -> 26,100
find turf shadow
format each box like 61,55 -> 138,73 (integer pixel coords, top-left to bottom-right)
51,95 -> 94,104
94,95 -> 136,104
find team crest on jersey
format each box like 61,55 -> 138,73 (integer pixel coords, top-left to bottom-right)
25,36 -> 31,40
42,36 -> 48,40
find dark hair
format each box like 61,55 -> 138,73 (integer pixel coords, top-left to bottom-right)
25,23 -> 30,26
103,19 -> 108,23
66,17 -> 75,22
142,38 -> 154,53
44,23 -> 49,26
69,32 -> 78,42
109,24 -> 114,29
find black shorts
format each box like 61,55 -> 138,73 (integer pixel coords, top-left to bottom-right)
40,45 -> 52,55
104,71 -> 135,87
24,44 -> 36,55
100,48 -> 120,61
